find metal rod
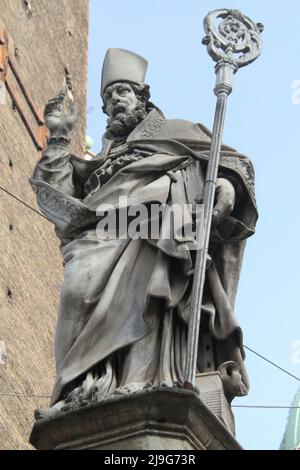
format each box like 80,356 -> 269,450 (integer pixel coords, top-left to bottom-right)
184,88 -> 229,387
183,9 -> 263,389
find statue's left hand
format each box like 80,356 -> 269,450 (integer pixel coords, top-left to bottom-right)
212,178 -> 235,226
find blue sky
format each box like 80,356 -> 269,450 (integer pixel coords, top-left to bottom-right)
87,1 -> 300,450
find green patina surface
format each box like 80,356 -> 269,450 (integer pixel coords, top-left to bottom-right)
280,387 -> 300,450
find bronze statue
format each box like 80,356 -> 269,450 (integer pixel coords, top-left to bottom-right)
31,41 -> 259,418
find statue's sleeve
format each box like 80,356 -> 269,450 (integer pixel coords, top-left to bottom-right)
215,152 -> 258,242
31,136 -> 77,197
29,137 -> 98,238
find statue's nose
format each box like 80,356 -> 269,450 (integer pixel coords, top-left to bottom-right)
111,91 -> 120,105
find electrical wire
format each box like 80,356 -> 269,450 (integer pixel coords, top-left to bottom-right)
244,345 -> 300,382
0,184 -> 47,220
0,392 -> 299,409
0,392 -> 50,398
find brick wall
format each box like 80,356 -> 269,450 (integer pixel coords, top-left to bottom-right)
0,0 -> 89,449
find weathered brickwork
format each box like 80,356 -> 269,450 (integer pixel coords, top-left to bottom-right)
0,0 -> 89,449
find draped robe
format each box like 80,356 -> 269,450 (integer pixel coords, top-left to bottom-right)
30,108 -> 258,405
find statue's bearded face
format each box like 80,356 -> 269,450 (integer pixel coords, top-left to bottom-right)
103,82 -> 148,138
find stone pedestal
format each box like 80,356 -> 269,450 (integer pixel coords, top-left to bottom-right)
196,372 -> 235,434
29,387 -> 242,450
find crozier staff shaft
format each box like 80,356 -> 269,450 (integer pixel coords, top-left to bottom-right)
184,9 -> 263,388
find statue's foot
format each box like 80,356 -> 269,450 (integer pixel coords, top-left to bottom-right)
62,386 -> 89,412
64,386 -> 81,403
114,382 -> 147,395
34,400 -> 65,420
158,380 -> 182,388
160,380 -> 172,388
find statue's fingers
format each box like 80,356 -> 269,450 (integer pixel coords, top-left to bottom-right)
44,100 -> 55,114
212,195 -> 232,226
56,89 -> 66,102
47,90 -> 65,106
65,105 -> 79,128
44,90 -> 65,113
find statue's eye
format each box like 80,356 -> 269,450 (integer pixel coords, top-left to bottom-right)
118,87 -> 129,95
